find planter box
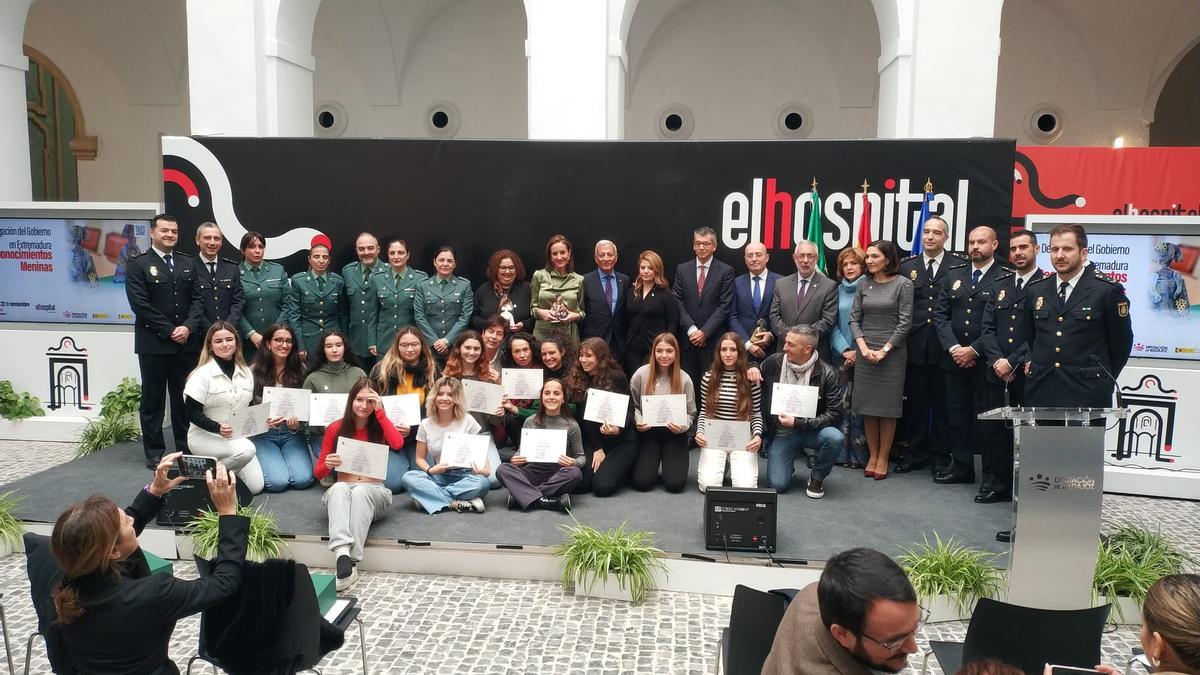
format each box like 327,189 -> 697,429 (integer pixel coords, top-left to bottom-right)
924,594 -> 978,623
0,416 -> 89,442
573,576 -> 637,603
1099,595 -> 1142,625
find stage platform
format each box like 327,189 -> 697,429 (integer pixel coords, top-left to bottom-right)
5,440 -> 1011,566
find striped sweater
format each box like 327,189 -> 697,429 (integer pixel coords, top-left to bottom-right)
696,370 -> 763,437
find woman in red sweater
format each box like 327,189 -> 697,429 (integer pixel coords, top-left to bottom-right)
314,377 -> 403,590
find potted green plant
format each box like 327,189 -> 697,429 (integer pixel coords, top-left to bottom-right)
555,517 -> 668,604
0,381 -> 45,421
75,379 -> 143,457
185,504 -> 286,563
98,377 -> 141,419
899,533 -> 1005,623
1093,523 -> 1196,624
0,490 -> 23,557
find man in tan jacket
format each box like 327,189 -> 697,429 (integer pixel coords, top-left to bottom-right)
762,548 -> 923,674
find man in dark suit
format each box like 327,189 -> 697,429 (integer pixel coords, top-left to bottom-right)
193,222 -> 245,335
728,242 -> 782,363
978,228 -> 1050,504
580,239 -> 630,360
932,226 -> 1013,488
769,240 -> 838,362
672,227 -> 735,383
125,214 -> 204,468
894,217 -> 965,474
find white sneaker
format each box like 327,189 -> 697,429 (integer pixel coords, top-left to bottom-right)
469,497 -> 485,513
335,555 -> 358,592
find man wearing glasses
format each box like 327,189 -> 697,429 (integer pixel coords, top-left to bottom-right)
763,547 -> 923,674
672,227 -> 735,383
770,239 -> 839,363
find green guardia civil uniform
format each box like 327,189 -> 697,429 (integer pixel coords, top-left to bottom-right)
284,270 -> 348,357
238,260 -> 289,357
373,266 -> 428,353
413,274 -> 473,346
342,260 -> 387,359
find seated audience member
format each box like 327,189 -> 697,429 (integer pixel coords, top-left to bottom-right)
301,329 -> 368,474
184,321 -> 265,494
400,376 -> 491,514
438,330 -> 504,484
314,378 -> 405,590
500,332 -> 541,458
761,326 -> 846,499
695,332 -> 763,491
629,333 -> 696,492
565,337 -> 638,496
762,547 -> 922,675
497,379 -> 584,512
473,249 -> 533,335
33,456 -> 243,674
250,322 -> 313,492
539,332 -> 571,381
371,326 -> 440,492
1089,574 -> 1200,675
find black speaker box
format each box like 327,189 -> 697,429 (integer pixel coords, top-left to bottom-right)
704,486 -> 777,553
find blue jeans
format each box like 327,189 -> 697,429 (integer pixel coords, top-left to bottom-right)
255,426 -> 314,492
836,414 -> 867,464
400,469 -> 490,513
384,433 -> 418,494
767,426 -> 845,491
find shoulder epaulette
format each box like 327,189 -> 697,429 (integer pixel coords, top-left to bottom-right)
901,254 -> 919,262
1092,269 -> 1117,284
947,251 -> 967,259
329,271 -> 344,281
947,260 -> 969,269
173,251 -> 192,258
996,268 -> 1015,277
1027,273 -> 1054,286
221,257 -> 238,265
134,250 -> 152,257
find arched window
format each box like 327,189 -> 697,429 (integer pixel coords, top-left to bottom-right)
24,45 -> 96,201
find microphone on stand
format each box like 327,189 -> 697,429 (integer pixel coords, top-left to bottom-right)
1090,354 -> 1121,389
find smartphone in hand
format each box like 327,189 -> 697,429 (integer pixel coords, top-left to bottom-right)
176,455 -> 218,480
1048,666 -> 1105,675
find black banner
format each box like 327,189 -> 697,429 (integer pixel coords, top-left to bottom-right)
161,137 -> 1015,278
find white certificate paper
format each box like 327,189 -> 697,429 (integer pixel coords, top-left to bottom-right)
704,420 -> 752,451
583,388 -> 629,427
520,428 -> 567,463
501,368 -> 543,400
262,386 -> 311,421
441,432 -> 490,468
463,380 -> 503,415
308,393 -> 348,426
770,383 -> 819,418
381,394 -> 422,427
229,402 -> 271,439
335,436 -> 389,480
642,394 -> 688,428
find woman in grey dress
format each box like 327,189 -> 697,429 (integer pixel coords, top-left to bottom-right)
849,240 -> 913,480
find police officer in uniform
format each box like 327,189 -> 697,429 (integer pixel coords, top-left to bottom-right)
1022,224 -> 1133,409
373,238 -> 427,354
284,234 -> 348,359
895,217 -> 964,474
193,222 -> 245,335
342,232 -> 387,371
124,214 -> 203,468
932,225 -> 1013,488
414,245 -> 473,362
978,228 -> 1050,504
237,230 -> 289,361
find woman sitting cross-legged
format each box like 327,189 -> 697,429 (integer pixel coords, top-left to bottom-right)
496,378 -> 584,512
250,322 -> 313,491
314,377 -> 405,591
400,376 -> 491,514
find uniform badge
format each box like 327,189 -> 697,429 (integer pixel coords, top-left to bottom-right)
997,290 -> 1006,302
910,270 -> 918,280
952,279 -> 961,291
1118,302 -> 1129,317
149,266 -> 158,277
1035,296 -> 1044,310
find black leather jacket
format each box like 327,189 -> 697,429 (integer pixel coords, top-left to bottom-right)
759,353 -> 845,440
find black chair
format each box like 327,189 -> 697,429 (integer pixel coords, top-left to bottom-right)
922,597 -> 1112,675
714,585 -> 792,675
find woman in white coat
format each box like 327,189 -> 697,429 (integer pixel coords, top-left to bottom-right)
183,320 -> 265,494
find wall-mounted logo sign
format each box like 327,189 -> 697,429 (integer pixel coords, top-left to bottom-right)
1114,374 -> 1178,463
45,336 -> 91,411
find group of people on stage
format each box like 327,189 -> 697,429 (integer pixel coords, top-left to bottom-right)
124,213 -> 1133,588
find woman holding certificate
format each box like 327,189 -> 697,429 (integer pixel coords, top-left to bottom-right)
496,379 -> 584,512
399,377 -> 491,514
622,251 -> 681,374
302,330 -> 368,474
530,235 -> 585,347
250,322 -> 313,492
184,321 -> 265,494
849,240 -> 912,481
565,338 -> 637,497
694,333 -> 763,491
629,333 -> 697,493
314,378 -> 405,591
440,330 -> 504,484
371,326 -> 440,491
500,332 -> 541,458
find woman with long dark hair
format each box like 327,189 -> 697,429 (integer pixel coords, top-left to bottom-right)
314,377 -> 405,590
301,329 -> 368,470
496,379 -> 584,512
564,337 -> 637,496
250,322 -> 312,491
695,332 -> 763,491
371,326 -> 440,491
630,333 -> 696,492
42,457 -> 242,673
622,250 -> 680,373
499,332 -> 541,459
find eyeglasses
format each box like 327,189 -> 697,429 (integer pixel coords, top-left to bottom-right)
498,265 -> 517,271
271,337 -> 293,345
858,606 -> 930,653
398,342 -> 422,350
693,240 -> 716,248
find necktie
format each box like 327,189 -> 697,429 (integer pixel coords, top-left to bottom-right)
752,276 -> 762,312
971,269 -> 982,287
163,254 -> 173,272
1059,281 -> 1069,305
317,276 -> 326,291
697,265 -> 707,295
395,273 -> 401,287
927,258 -> 936,279
1016,277 -> 1024,291
253,266 -> 261,280
208,262 -> 216,278
364,267 -> 371,284
797,278 -> 809,304
603,274 -> 613,312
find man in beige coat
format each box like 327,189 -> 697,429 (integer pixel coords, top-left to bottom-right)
762,548 -> 923,674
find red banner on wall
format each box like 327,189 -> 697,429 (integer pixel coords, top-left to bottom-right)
1013,146 -> 1200,218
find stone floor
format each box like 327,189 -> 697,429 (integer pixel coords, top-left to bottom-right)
2,439 -> 1193,674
